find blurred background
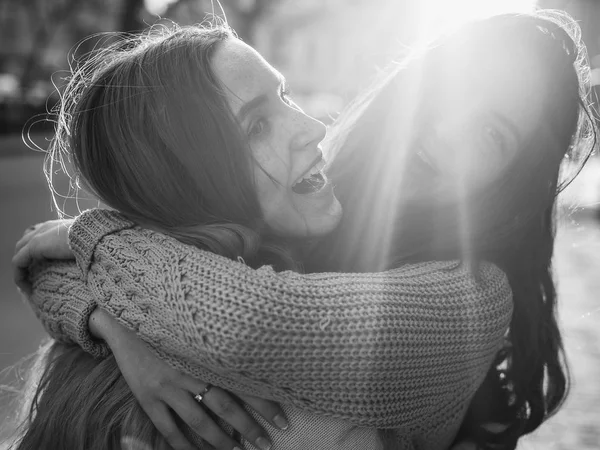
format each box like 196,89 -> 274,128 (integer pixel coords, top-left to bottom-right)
1,0 -> 600,448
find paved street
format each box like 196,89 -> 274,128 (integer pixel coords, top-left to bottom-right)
0,149 -> 599,448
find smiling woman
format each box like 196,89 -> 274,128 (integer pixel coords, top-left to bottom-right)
416,32 -> 546,191
211,38 -> 342,238
10,9 -> 597,450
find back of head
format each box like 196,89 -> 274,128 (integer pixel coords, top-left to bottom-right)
10,341 -> 170,450
317,9 -> 596,449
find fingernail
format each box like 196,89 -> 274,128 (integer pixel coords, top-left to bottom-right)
273,414 -> 289,430
256,436 -> 271,450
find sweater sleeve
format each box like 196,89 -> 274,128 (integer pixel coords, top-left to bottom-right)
62,208 -> 513,429
26,260 -> 110,358
23,211 -> 135,359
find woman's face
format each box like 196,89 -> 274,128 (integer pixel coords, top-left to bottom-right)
416,38 -> 547,192
212,38 -> 342,238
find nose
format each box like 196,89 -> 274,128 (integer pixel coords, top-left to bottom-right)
290,108 -> 327,152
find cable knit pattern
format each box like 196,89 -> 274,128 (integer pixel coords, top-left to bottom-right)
29,260 -> 110,357
26,208 -> 514,449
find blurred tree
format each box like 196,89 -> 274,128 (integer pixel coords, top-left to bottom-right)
16,0 -> 80,101
0,0 -> 151,133
120,0 -> 146,32
229,0 -> 272,45
14,0 -> 149,97
163,0 -> 275,44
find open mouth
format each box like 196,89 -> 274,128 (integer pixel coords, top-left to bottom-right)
292,158 -> 327,194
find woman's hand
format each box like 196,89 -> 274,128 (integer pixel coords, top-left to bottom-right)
90,309 -> 287,450
12,219 -> 75,295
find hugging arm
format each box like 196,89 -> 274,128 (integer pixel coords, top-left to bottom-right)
26,260 -> 288,450
40,208 -> 513,430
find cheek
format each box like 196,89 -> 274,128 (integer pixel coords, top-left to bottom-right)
251,141 -> 294,217
251,137 -> 291,185
434,133 -> 505,189
447,149 -> 503,187
253,165 -> 299,232
254,168 -> 286,210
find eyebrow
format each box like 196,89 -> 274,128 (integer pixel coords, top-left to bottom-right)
236,94 -> 269,123
491,111 -> 522,145
235,73 -> 286,123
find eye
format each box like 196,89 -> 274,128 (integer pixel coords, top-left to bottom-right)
482,124 -> 506,151
249,118 -> 266,137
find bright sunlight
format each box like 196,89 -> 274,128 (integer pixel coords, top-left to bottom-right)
415,0 -> 539,36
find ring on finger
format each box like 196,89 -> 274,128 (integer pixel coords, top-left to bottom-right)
193,384 -> 214,403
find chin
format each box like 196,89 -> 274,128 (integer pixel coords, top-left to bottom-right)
266,197 -> 343,239
305,199 -> 343,238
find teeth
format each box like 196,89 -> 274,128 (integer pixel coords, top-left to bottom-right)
293,158 -> 326,187
302,159 -> 324,180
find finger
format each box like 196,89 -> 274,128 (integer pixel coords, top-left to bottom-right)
238,394 -> 288,430
202,388 -> 273,450
15,226 -> 39,254
15,230 -> 73,268
15,220 -> 69,255
12,239 -> 35,271
13,268 -> 32,297
12,245 -> 35,296
181,380 -> 273,449
169,392 -> 245,450
20,225 -> 38,241
146,402 -> 196,450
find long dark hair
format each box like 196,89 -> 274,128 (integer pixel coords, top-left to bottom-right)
312,10 -> 596,449
8,341 -> 171,450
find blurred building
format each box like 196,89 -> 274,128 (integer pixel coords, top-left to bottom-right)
252,0 -> 425,118
0,0 -> 122,82
255,0 -> 414,94
0,0 -> 123,133
253,0 -> 600,119
2,0 -> 600,128
158,0 -> 421,119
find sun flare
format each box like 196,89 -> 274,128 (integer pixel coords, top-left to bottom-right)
416,0 -> 538,35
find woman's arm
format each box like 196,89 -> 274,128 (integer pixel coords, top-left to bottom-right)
25,261 -> 288,450
17,214 -> 135,358
28,260 -> 111,358
58,208 -> 514,429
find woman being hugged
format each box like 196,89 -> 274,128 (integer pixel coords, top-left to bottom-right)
13,9 -> 595,450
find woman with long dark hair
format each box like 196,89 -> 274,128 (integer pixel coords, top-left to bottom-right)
12,9 -> 595,450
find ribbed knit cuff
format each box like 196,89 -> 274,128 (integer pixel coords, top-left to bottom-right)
59,288 -> 111,359
28,262 -> 112,359
69,209 -> 135,278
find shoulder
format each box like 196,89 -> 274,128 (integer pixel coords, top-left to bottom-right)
99,226 -> 253,278
387,260 -> 509,291
390,260 -> 513,316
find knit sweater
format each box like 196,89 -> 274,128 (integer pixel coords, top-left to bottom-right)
27,208 -> 513,450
